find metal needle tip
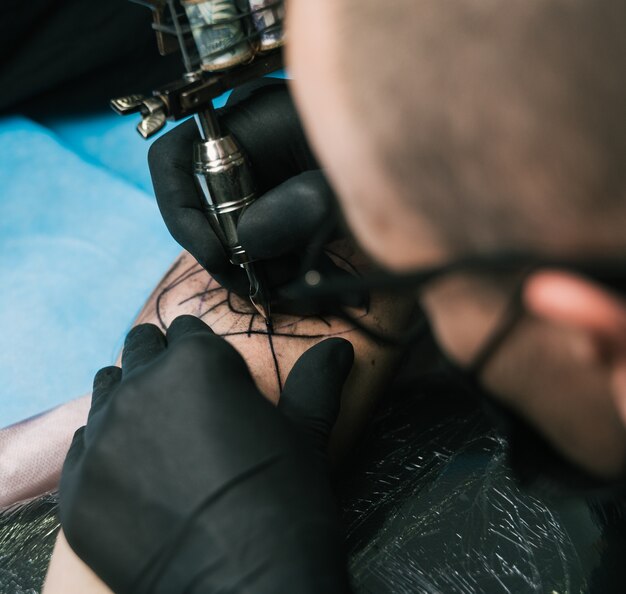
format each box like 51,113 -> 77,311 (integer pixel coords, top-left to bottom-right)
244,262 -> 274,334
249,293 -> 273,334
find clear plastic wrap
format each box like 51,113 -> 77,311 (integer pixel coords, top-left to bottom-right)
338,366 -> 626,593
0,495 -> 60,594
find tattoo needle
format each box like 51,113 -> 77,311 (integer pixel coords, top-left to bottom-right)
243,262 -> 274,334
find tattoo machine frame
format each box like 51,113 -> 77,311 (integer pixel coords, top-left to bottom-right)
111,0 -> 286,329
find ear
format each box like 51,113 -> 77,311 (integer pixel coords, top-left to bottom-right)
523,270 -> 626,424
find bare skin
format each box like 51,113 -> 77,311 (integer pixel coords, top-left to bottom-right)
44,532 -> 109,594
44,243 -> 415,593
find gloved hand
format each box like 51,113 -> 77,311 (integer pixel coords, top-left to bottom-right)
148,79 -> 344,300
59,315 -> 353,594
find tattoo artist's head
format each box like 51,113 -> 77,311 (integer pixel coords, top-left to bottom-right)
286,0 -> 626,479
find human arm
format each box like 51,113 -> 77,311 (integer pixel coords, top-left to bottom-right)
44,243 -> 414,593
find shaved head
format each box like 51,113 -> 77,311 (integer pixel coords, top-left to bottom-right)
303,0 -> 626,256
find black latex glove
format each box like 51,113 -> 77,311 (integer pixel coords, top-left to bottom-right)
59,316 -> 353,594
148,79 -> 343,298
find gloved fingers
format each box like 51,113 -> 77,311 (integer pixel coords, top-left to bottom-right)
90,366 -> 122,411
166,315 -> 214,346
61,425 -> 87,476
121,324 -> 167,378
166,316 -> 248,381
271,252 -> 370,316
210,264 -> 251,297
58,425 -> 87,536
238,170 -> 339,261
315,254 -> 370,309
148,119 -> 199,213
224,77 -> 287,108
220,81 -> 321,192
165,205 -> 236,278
257,253 -> 302,292
279,338 -> 354,452
85,366 -> 122,444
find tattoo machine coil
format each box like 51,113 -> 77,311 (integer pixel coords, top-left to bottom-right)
110,0 -> 286,328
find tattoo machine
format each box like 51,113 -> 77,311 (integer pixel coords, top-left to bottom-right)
110,0 -> 286,330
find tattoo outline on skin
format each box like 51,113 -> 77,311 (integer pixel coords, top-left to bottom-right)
139,250 -> 368,392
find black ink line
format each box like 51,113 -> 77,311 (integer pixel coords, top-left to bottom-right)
155,262 -> 208,330
156,291 -> 169,331
267,330 -> 283,392
178,285 -> 223,306
198,299 -> 229,320
167,262 -> 206,290
224,328 -> 358,340
316,315 -> 332,327
203,306 -> 237,329
226,289 -> 248,315
221,313 -> 242,337
152,253 -> 364,396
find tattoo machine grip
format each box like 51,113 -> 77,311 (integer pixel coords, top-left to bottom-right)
193,108 -> 272,326
193,131 -> 256,266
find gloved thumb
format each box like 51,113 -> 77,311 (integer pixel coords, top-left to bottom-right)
278,338 -> 354,453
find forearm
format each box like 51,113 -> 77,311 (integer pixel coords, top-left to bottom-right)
0,396 -> 90,509
45,247 -> 413,593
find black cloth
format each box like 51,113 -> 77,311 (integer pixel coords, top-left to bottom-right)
0,0 -> 180,115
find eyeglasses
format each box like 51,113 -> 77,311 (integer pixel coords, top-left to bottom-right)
277,250 -> 626,375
